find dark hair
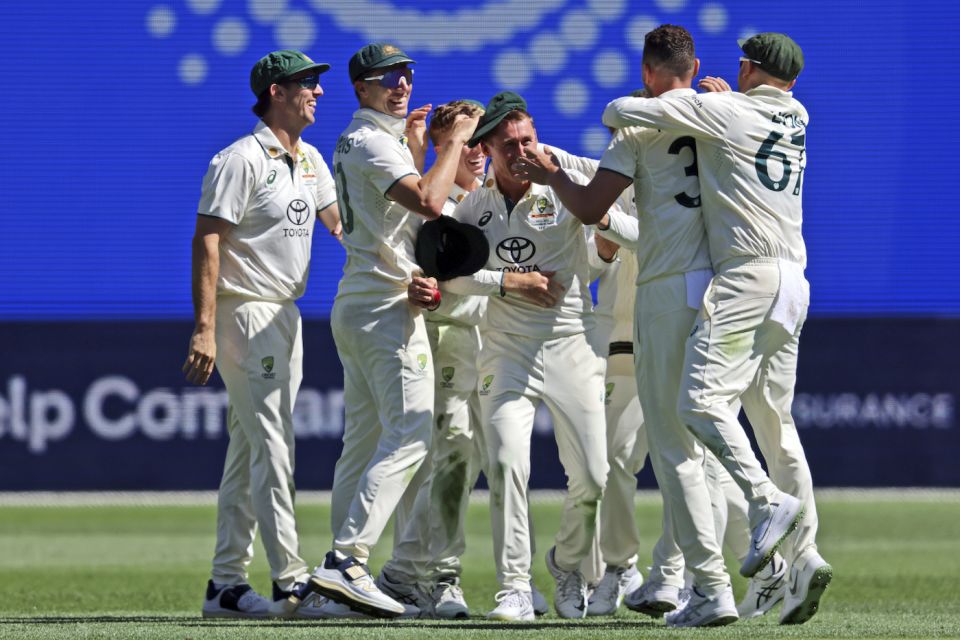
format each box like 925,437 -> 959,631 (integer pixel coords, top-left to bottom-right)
251,89 -> 271,118
428,101 -> 485,146
642,24 -> 696,77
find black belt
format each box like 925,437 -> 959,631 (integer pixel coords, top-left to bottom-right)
608,341 -> 633,357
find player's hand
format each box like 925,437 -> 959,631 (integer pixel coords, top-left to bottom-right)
183,327 -> 216,385
408,275 -> 441,310
449,113 -> 480,145
504,270 -> 565,307
698,76 -> 731,93
330,221 -> 343,242
511,145 -> 561,185
405,104 -> 432,171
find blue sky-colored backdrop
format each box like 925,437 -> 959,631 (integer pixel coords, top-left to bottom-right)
1,0 -> 957,319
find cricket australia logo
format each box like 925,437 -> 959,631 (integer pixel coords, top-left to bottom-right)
261,356 -> 276,379
496,237 -> 536,263
440,366 -> 455,389
286,199 -> 310,225
479,374 -> 495,395
605,382 -> 615,405
417,353 -> 428,371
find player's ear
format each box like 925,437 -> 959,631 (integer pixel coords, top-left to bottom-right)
692,58 -> 701,78
786,78 -> 797,91
641,62 -> 653,88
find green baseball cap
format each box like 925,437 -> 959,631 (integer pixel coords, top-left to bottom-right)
349,42 -> 416,82
738,32 -> 804,81
467,91 -> 528,147
250,50 -> 330,97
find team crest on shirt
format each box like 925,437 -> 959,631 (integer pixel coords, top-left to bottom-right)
440,367 -> 455,388
479,374 -> 494,395
527,195 -> 557,230
261,356 -> 276,379
605,382 -> 615,405
417,353 -> 428,371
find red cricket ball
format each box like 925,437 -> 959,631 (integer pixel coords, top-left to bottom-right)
431,289 -> 442,305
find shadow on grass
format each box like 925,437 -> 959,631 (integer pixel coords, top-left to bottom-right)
0,616 -> 664,631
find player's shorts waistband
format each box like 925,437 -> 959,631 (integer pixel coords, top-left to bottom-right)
609,341 -> 633,357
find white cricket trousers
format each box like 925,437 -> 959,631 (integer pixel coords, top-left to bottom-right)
329,297 -> 435,563
679,258 -> 819,565
212,296 -> 308,591
386,320 -> 484,582
480,329 -> 608,591
634,273 -> 730,596
596,351 -> 647,569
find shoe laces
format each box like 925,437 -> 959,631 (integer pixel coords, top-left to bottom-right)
494,589 -> 528,609
557,571 -> 585,602
435,581 -> 464,603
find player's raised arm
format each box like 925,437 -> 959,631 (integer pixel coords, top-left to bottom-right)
387,112 -> 479,219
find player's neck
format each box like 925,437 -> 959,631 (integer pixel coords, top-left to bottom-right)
496,173 -> 528,203
264,117 -> 306,156
651,78 -> 692,97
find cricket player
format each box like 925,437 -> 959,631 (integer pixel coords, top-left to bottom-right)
296,43 -> 480,618
602,31 -> 832,625
513,25 -> 740,627
432,91 -> 615,621
184,49 -> 340,618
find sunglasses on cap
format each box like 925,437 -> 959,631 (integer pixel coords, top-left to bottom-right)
286,74 -> 322,90
739,56 -> 763,65
363,67 -> 414,89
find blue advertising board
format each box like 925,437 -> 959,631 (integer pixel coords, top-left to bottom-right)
0,319 -> 957,489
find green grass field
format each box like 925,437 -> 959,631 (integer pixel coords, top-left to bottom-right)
1,492 -> 959,639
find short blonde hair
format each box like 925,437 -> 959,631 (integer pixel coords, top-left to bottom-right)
428,101 -> 484,146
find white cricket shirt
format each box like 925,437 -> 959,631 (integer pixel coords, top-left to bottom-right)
333,108 -> 422,304
445,165 -> 600,339
197,120 -> 337,302
603,85 -> 809,269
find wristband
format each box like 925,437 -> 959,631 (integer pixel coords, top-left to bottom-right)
499,270 -> 506,297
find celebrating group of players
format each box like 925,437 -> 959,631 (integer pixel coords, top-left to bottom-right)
183,22 -> 832,628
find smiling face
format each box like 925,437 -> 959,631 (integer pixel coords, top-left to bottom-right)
355,63 -> 412,118
274,71 -> 323,126
458,142 -> 487,185
481,113 -> 537,188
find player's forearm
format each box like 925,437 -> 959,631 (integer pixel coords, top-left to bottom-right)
191,233 -> 220,331
318,202 -> 340,233
546,169 -> 606,225
596,208 -> 640,252
417,138 -> 464,218
442,269 -> 502,297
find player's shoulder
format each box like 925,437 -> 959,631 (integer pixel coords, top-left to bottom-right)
217,132 -> 261,160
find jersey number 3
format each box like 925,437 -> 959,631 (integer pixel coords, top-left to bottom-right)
668,136 -> 701,209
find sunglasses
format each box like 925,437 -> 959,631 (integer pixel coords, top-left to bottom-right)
363,67 -> 414,89
287,74 -> 322,90
739,56 -> 763,65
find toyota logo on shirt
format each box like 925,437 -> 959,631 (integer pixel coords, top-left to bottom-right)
496,237 -> 536,263
286,199 -> 310,225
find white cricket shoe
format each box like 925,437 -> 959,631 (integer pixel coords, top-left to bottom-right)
624,580 -> 680,617
587,564 -> 643,616
487,589 -> 534,621
375,567 -> 434,618
741,494 -> 804,577
305,551 -> 404,618
779,550 -> 833,625
545,547 -> 587,619
531,583 -> 549,616
664,585 -> 738,628
738,552 -> 787,618
202,580 -> 270,619
431,579 -> 469,619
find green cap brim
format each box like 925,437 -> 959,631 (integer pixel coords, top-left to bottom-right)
467,111 -> 512,147
352,54 -> 416,81
282,61 -> 331,80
